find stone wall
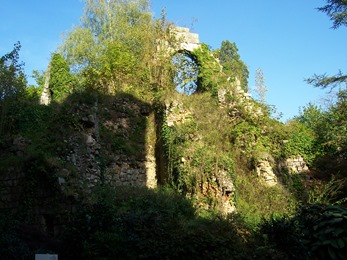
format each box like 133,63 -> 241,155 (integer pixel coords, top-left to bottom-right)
0,94 -> 157,220
162,99 -> 236,214
61,95 -> 157,189
218,78 -> 263,119
256,159 -> 278,186
172,27 -> 200,52
285,157 -> 309,174
255,156 -> 310,187
157,26 -> 200,56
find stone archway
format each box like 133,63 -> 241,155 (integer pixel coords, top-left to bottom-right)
170,27 -> 200,94
172,27 -> 200,52
172,51 -> 199,94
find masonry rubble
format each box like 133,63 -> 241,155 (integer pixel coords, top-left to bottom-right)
255,157 -> 278,186
256,156 -> 310,187
285,156 -> 309,174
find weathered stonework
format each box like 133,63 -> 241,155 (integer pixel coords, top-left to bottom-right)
165,100 -> 192,127
255,156 -> 310,187
40,64 -> 52,105
256,159 -> 278,186
218,78 -> 263,119
163,99 -> 236,214
157,26 -> 200,56
172,27 -> 200,52
62,96 -> 157,189
285,156 -> 309,174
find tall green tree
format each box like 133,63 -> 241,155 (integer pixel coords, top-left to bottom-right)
0,42 -> 27,135
60,0 -> 156,93
49,53 -> 75,101
215,40 -> 249,90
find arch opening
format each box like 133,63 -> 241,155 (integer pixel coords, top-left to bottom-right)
171,52 -> 199,95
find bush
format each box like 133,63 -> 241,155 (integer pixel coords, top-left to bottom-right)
257,215 -> 308,259
257,204 -> 347,260
0,211 -> 32,259
297,204 -> 347,260
59,185 -> 247,259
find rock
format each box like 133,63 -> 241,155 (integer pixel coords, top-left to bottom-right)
256,159 -> 278,186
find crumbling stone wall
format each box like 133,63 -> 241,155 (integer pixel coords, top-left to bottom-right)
256,159 -> 278,186
218,78 -> 263,119
0,94 -> 157,222
163,100 -> 236,214
61,95 -> 157,189
285,156 -> 309,174
256,156 -> 310,187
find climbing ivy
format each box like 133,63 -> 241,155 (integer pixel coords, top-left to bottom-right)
191,44 -> 223,95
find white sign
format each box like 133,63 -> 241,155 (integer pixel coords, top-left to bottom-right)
35,254 -> 58,260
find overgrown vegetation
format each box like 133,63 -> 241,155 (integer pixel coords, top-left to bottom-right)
1,0 -> 346,259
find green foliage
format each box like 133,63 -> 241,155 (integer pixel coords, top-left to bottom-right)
60,185 -> 246,259
296,103 -> 327,134
229,118 -> 307,228
191,43 -> 222,95
214,40 -> 249,90
295,91 -> 347,181
283,120 -> 317,164
0,42 -> 27,136
325,90 -> 347,157
257,204 -> 347,260
230,118 -> 286,162
60,0 -> 156,94
158,93 -> 236,213
231,120 -> 265,158
257,215 -> 308,259
49,53 -> 76,102
235,173 -> 297,230
297,204 -> 347,259
318,0 -> 347,29
306,71 -> 347,90
308,177 -> 347,205
24,85 -> 42,102
84,41 -> 137,93
3,3 -> 347,260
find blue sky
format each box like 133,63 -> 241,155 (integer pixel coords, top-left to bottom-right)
1,0 -> 346,121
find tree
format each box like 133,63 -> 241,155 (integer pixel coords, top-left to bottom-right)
60,0 -> 156,93
295,103 -> 328,140
324,90 -> 347,157
295,94 -> 347,177
306,1 -> 347,90
49,53 -> 76,101
254,68 -> 267,104
215,40 -> 249,90
303,0 -> 347,173
0,42 -> 27,135
305,71 -> 347,90
318,0 -> 347,29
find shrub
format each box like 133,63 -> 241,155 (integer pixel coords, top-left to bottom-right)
257,215 -> 308,259
59,185 -> 247,259
257,204 -> 347,260
297,204 -> 347,260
